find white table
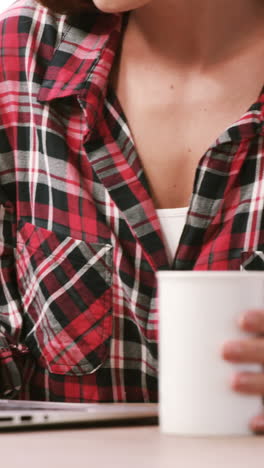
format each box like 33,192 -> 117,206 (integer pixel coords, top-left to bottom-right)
1,426 -> 264,468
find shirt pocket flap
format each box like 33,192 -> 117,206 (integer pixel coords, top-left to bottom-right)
15,221 -> 113,376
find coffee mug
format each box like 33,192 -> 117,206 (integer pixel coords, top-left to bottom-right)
157,271 -> 264,436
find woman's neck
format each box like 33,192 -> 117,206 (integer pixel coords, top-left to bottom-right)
125,0 -> 264,69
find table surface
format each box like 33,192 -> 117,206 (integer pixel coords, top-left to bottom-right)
1,425 -> 264,468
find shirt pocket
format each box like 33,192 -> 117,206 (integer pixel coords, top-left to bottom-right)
15,220 -> 113,376
240,250 -> 264,271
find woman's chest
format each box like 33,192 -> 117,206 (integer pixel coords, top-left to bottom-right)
112,93 -> 258,209
109,55 -> 264,209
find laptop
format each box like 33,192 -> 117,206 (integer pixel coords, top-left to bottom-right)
0,400 -> 158,431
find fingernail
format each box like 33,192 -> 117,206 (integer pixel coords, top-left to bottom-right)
252,417 -> 264,433
230,373 -> 247,390
241,311 -> 260,329
223,342 -> 242,358
234,374 -> 248,386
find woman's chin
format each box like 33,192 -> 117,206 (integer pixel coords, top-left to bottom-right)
92,0 -> 151,13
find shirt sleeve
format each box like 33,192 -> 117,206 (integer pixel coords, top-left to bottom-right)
0,192 -> 27,398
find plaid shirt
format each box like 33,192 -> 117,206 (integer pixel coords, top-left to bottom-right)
0,0 -> 263,403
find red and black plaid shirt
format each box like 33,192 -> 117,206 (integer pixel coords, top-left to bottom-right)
0,0 -> 263,402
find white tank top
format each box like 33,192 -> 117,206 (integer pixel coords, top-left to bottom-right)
156,207 -> 188,265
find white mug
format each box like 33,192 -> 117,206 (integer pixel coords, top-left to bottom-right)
157,271 -> 264,436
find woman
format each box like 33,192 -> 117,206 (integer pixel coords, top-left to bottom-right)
0,0 -> 264,431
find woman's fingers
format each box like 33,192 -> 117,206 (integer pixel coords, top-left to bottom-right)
222,338 -> 264,364
239,309 -> 264,334
230,372 -> 264,395
250,413 -> 264,434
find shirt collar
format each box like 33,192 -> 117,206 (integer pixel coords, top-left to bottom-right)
37,11 -> 264,143
226,85 -> 264,141
37,12 -> 123,108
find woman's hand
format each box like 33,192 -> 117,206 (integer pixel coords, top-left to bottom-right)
221,309 -> 264,433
